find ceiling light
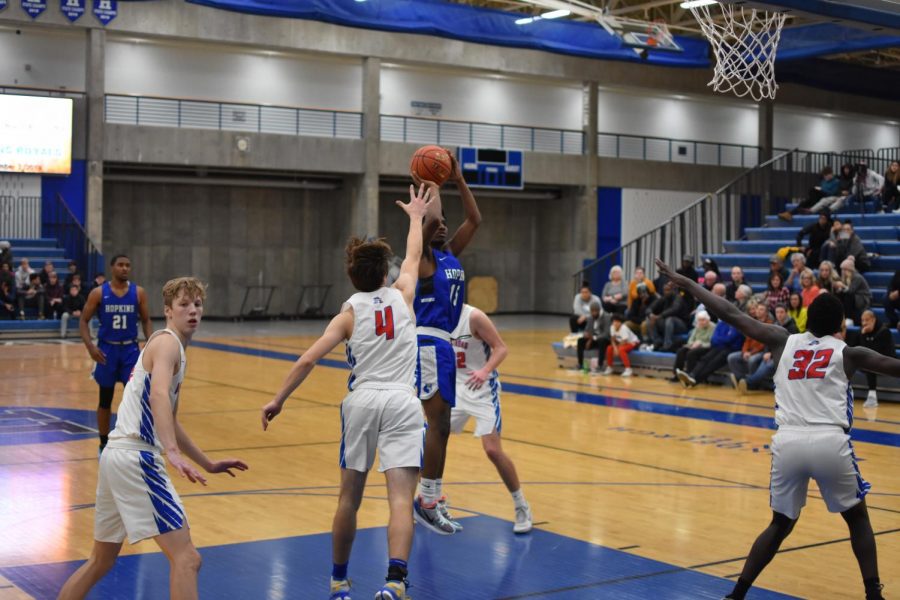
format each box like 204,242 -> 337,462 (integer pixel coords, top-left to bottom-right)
516,16 -> 539,25
679,0 -> 717,8
541,9 -> 570,19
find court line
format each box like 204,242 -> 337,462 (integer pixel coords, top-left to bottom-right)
185,374 -> 339,408
190,340 -> 900,447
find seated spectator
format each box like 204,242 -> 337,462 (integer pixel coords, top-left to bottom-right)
727,303 -> 771,389
761,272 -> 790,314
0,240 -> 12,269
677,255 -> 699,282
787,292 -> 807,333
725,266 -> 745,301
849,310 -> 894,408
601,265 -> 628,314
884,270 -> 900,331
576,302 -> 610,372
60,284 -> 87,338
70,273 -> 85,298
701,258 -> 720,280
675,318 -> 744,387
647,280 -> 692,352
0,279 -> 15,320
44,271 -> 65,319
38,260 -> 56,286
695,283 -> 726,323
702,270 -> 718,291
671,310 -> 714,382
0,262 -> 13,290
833,258 -> 871,325
773,303 -> 799,334
768,254 -> 789,283
816,260 -> 840,294
733,284 -> 753,313
733,304 -> 797,393
798,268 -> 821,307
837,162 -> 856,197
883,160 -> 900,213
796,210 -> 833,268
570,283 -> 601,333
852,162 -> 884,206
627,266 -> 655,309
17,273 -> 45,319
602,313 -> 639,377
625,283 -> 656,338
818,216 -> 844,266
88,273 -> 106,293
63,260 -> 80,290
830,220 -> 870,273
784,252 -> 806,294
779,166 -> 843,220
15,258 -> 33,293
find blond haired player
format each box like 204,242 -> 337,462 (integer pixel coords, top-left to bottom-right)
262,184 -> 435,600
58,278 -> 248,600
448,304 -> 531,533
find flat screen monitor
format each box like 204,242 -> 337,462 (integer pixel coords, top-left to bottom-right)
0,94 -> 73,175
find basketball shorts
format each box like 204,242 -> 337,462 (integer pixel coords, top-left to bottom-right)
450,377 -> 502,437
416,335 -> 456,406
769,426 -> 870,520
339,386 -> 425,473
95,446 -> 188,544
92,341 -> 140,387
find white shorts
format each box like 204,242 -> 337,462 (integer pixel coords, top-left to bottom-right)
340,386 -> 425,472
770,427 -> 870,520
450,378 -> 502,437
95,447 -> 188,544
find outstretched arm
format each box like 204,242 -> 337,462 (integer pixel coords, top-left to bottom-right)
394,184 -> 436,307
655,259 -> 788,356
844,345 -> 900,379
446,154 -> 481,257
261,310 -> 353,429
466,307 -> 508,390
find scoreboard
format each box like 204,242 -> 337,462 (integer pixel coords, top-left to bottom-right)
457,147 -> 524,190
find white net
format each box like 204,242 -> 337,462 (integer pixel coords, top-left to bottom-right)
690,4 -> 787,102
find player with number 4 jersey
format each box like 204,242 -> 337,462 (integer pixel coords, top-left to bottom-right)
657,259 -> 892,600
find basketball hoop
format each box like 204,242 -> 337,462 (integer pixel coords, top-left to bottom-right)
689,4 -> 787,101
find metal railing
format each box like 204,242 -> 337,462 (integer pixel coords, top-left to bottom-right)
105,94 -> 364,139
574,148 -> 811,293
45,194 -> 103,283
597,134 -> 761,168
380,114 -> 584,154
0,195 -> 41,238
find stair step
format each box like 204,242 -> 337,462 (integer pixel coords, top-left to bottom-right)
11,247 -> 66,259
705,253 -> 900,271
724,240 -> 900,254
765,213 -> 900,227
4,238 -> 59,248
746,226 -> 898,241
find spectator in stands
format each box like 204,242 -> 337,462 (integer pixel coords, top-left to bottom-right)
768,254 -> 789,283
884,270 -> 900,330
60,283 -> 86,338
89,273 -> 106,293
735,304 -> 798,393
0,262 -> 13,291
787,292 -> 807,333
796,210 -> 833,268
70,273 -> 85,298
702,258 -> 720,279
37,260 -> 55,286
816,260 -> 840,294
734,284 -> 753,313
695,283 -> 726,323
627,266 -> 655,309
830,220 -> 871,273
761,272 -> 790,314
852,162 -> 884,207
773,303 -> 799,334
647,280 -> 691,353
0,279 -> 14,320
834,257 -> 871,325
702,270 -> 718,291
817,215 -> 846,266
63,260 -> 80,290
784,252 -> 806,294
0,241 -> 12,269
625,283 -> 656,339
675,318 -> 744,388
727,303 -> 770,389
779,166 -> 842,221
850,310 -> 894,408
601,266 -> 628,314
602,313 -> 639,377
44,271 -> 65,319
837,163 -> 856,196
15,258 -> 33,293
577,301 -> 610,373
883,160 -> 900,213
571,282 -> 601,333
676,255 -> 699,282
671,310 -> 714,382
17,272 -> 45,320
725,266 -> 745,302
798,268 -> 820,307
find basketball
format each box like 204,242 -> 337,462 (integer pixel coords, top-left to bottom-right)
410,145 -> 453,186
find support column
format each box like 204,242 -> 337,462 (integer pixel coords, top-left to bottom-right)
85,28 -> 106,249
352,57 -> 380,238
575,81 -> 599,258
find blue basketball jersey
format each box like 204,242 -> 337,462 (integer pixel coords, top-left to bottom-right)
414,249 -> 465,333
98,281 -> 139,343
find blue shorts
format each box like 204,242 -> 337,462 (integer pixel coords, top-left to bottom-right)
92,341 -> 140,388
416,335 -> 456,407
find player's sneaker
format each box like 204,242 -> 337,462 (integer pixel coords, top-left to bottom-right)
600,366 -> 613,376
864,390 -> 879,408
374,580 -> 409,600
513,503 -> 533,534
621,368 -> 633,377
330,578 -> 352,600
413,497 -> 456,535
437,496 -> 463,531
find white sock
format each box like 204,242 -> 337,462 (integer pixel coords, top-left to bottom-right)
435,478 -> 443,500
420,478 -> 438,505
511,489 -> 527,509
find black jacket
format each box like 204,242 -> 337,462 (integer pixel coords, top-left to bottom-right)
855,321 -> 894,358
651,292 -> 692,323
796,220 -> 831,252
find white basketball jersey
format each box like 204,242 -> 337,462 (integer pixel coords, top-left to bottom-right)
773,332 -> 852,430
109,329 -> 186,451
450,304 -> 498,391
344,287 -> 416,391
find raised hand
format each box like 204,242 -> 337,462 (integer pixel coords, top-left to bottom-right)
207,458 -> 249,478
396,183 -> 434,221
655,259 -> 693,289
448,152 -> 464,183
